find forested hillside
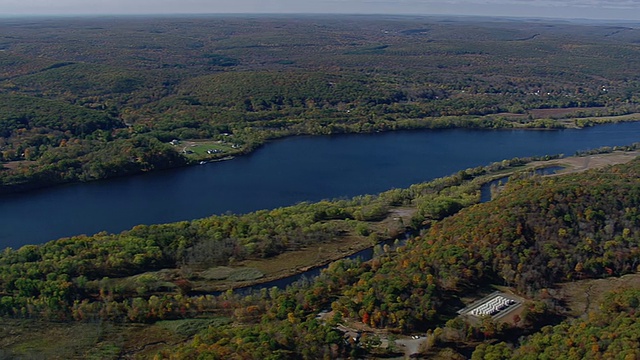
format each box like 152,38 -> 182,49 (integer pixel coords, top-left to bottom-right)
475,288 -> 640,359
148,156 -> 640,359
1,16 -> 640,191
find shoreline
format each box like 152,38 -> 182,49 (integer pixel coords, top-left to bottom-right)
191,148 -> 640,294
1,117 -> 639,197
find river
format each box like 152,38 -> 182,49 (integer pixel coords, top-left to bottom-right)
1,122 -> 639,250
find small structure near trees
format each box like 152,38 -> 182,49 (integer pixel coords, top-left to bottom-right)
457,291 -> 524,322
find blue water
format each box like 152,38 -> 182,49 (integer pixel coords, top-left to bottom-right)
1,122 -> 638,249
479,166 -> 565,202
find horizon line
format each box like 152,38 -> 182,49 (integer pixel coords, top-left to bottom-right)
0,12 -> 638,23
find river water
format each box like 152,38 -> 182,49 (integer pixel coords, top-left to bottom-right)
1,122 -> 639,249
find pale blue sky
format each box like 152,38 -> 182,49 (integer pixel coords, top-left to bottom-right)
1,0 -> 639,20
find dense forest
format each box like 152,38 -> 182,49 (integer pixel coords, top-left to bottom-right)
475,288 -> 640,359
1,16 -> 640,191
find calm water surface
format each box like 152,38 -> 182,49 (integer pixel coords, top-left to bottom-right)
1,122 -> 639,249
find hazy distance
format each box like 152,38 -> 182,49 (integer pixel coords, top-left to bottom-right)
1,0 -> 640,21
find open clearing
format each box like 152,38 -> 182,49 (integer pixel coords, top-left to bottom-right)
206,234 -> 375,291
555,150 -> 640,172
169,139 -> 238,159
1,160 -> 36,170
554,273 -> 640,318
457,291 -> 526,326
531,150 -> 640,175
527,107 -> 608,118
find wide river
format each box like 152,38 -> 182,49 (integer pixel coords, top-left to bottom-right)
1,122 -> 639,250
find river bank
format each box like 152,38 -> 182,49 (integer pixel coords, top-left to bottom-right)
2,121 -> 640,250
1,114 -> 638,198
182,149 -> 640,294
199,150 -> 640,292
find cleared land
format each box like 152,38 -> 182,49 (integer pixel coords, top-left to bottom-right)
531,150 -> 640,175
554,273 -> 640,318
170,140 -> 238,159
458,292 -> 525,325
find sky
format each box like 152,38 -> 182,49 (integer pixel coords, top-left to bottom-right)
1,0 -> 639,21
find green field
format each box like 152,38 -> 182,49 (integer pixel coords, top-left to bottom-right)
171,140 -> 238,160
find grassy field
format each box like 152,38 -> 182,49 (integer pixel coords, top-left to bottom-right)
188,232 -> 380,292
0,320 -> 129,360
200,266 -> 264,282
560,113 -> 640,128
170,140 -> 239,160
532,150 -> 640,174
554,273 -> 640,318
0,316 -> 235,359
